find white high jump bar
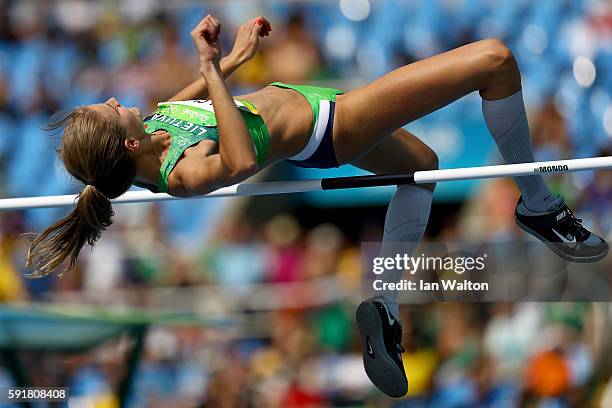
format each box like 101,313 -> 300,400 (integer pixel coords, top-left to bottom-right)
0,156 -> 610,211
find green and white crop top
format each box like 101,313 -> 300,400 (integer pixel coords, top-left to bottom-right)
139,99 -> 270,193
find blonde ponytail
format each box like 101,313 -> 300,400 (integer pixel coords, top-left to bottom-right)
25,185 -> 114,278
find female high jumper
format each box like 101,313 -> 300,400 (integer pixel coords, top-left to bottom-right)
26,15 -> 608,397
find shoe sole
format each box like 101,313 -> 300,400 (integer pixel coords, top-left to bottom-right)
356,300 -> 408,398
515,218 -> 609,263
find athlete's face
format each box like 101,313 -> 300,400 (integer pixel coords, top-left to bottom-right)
89,97 -> 144,140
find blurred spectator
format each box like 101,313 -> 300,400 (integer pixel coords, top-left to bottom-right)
264,214 -> 304,282
263,12 -> 323,83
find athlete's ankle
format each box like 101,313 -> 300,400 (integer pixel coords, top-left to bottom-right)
521,193 -> 563,214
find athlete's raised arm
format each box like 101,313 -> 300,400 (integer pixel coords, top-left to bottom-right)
168,16 -> 271,102
172,15 -> 260,196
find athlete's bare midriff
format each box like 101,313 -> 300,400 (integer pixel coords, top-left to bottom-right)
236,85 -> 313,164
152,85 -> 314,183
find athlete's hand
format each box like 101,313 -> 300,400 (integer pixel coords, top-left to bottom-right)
228,16 -> 272,64
192,15 -> 222,65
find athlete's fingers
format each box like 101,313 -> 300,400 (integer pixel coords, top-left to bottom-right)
206,16 -> 220,30
250,17 -> 271,39
246,16 -> 258,25
200,14 -> 214,28
240,18 -> 254,34
191,19 -> 204,37
195,15 -> 219,30
251,18 -> 263,37
200,16 -> 221,42
192,14 -> 215,38
192,25 -> 219,45
259,17 -> 272,37
204,25 -> 220,43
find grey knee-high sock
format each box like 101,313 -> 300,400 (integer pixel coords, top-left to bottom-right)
378,184 -> 432,318
482,89 -> 556,212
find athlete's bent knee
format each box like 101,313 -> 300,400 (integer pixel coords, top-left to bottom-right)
479,39 -> 517,72
420,147 -> 438,192
476,39 -> 521,98
428,149 -> 439,172
419,146 -> 439,172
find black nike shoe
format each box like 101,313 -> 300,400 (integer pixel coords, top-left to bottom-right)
515,196 -> 609,263
356,296 -> 407,398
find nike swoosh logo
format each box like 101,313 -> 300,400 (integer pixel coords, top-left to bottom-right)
552,229 -> 577,247
366,338 -> 374,358
382,304 -> 395,326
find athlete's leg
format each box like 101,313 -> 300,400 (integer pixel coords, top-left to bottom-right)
347,40 -> 607,398
346,41 -> 521,398
353,128 -> 436,318
336,38 -> 607,264
353,129 -> 436,398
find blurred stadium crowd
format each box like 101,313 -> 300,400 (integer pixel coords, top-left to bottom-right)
0,0 -> 611,407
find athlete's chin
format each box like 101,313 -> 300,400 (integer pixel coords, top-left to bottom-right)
129,107 -> 142,118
